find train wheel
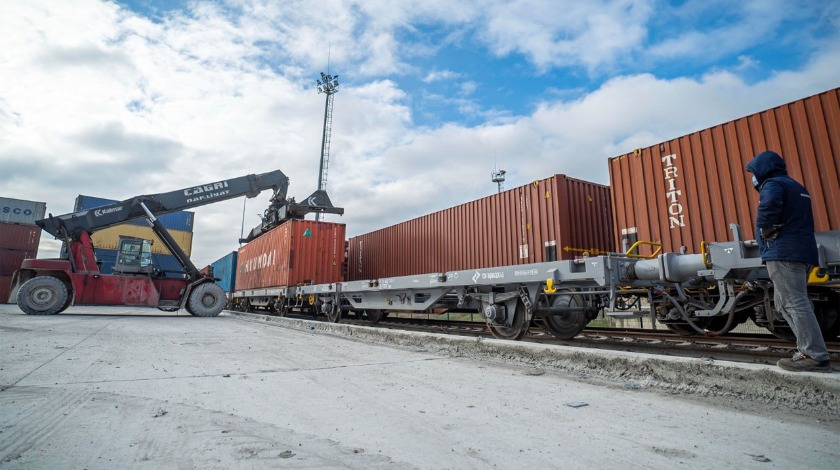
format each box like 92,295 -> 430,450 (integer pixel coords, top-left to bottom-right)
277,302 -> 289,317
325,304 -> 341,323
664,315 -> 735,336
487,300 -> 529,340
663,323 -> 698,336
541,293 -> 587,340
365,309 -> 384,324
17,276 -> 68,315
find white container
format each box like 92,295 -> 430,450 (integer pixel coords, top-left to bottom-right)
0,197 -> 47,225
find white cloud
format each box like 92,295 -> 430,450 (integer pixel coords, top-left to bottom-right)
1,0 -> 838,270
422,69 -> 461,83
479,0 -> 654,73
459,81 -> 477,96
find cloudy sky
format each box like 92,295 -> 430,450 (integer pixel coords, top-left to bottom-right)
1,0 -> 838,267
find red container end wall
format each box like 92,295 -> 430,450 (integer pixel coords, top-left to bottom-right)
0,275 -> 12,303
0,248 -> 36,276
347,174 -> 614,281
609,87 -> 840,255
0,223 -> 42,251
235,220 -> 346,291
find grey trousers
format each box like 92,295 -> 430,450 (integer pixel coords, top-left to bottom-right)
767,261 -> 830,362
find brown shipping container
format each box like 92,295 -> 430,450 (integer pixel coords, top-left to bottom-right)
0,248 -> 36,276
0,275 -> 12,303
0,222 -> 42,251
348,174 -> 614,281
609,88 -> 840,255
235,220 -> 346,290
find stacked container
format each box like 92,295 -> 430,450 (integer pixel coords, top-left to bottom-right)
0,197 -> 46,302
609,87 -> 840,255
235,220 -> 346,290
347,174 -> 614,281
75,195 -> 195,277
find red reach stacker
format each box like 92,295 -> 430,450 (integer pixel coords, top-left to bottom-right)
10,170 -> 342,317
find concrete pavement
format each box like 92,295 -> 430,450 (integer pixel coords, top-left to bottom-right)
1,304 -> 838,469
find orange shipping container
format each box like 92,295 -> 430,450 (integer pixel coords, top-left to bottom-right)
609,87 -> 840,255
348,174 -> 614,281
235,220 -> 346,290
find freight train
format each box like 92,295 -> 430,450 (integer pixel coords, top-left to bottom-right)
213,88 -> 840,342
215,209 -> 840,343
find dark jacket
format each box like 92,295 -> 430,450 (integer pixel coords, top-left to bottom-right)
746,151 -> 818,265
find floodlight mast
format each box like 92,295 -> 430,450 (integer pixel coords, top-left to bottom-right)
315,71 -> 339,221
491,169 -> 506,193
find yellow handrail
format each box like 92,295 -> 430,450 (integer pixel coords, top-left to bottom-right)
624,241 -> 662,259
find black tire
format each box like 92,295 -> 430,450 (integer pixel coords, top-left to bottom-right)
187,283 -> 226,317
17,276 -> 69,315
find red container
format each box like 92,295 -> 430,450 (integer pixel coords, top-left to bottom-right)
347,174 -> 614,280
0,222 -> 41,251
609,87 -> 840,255
0,248 -> 36,276
0,275 -> 12,303
235,220 -> 346,290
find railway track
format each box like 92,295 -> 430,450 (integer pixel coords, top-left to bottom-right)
265,310 -> 840,367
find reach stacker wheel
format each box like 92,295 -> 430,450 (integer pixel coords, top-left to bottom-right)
17,276 -> 70,315
187,283 -> 226,317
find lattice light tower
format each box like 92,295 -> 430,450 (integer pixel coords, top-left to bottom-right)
491,169 -> 506,193
315,71 -> 339,220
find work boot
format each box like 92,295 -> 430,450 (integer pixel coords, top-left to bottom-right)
777,351 -> 833,373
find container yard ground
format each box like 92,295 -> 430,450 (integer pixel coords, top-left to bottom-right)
1,306 -> 838,469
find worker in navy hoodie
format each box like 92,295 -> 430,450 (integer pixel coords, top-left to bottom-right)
746,150 -> 831,372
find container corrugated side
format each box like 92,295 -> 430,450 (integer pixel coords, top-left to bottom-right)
0,248 -> 37,276
236,220 -> 346,291
75,195 -> 195,232
609,87 -> 840,255
94,249 -> 187,279
347,174 -> 614,280
210,251 -> 238,293
0,197 -> 46,225
0,275 -> 12,303
0,222 -> 42,251
91,225 -> 193,256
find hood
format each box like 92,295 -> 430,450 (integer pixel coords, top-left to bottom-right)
746,150 -> 787,186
